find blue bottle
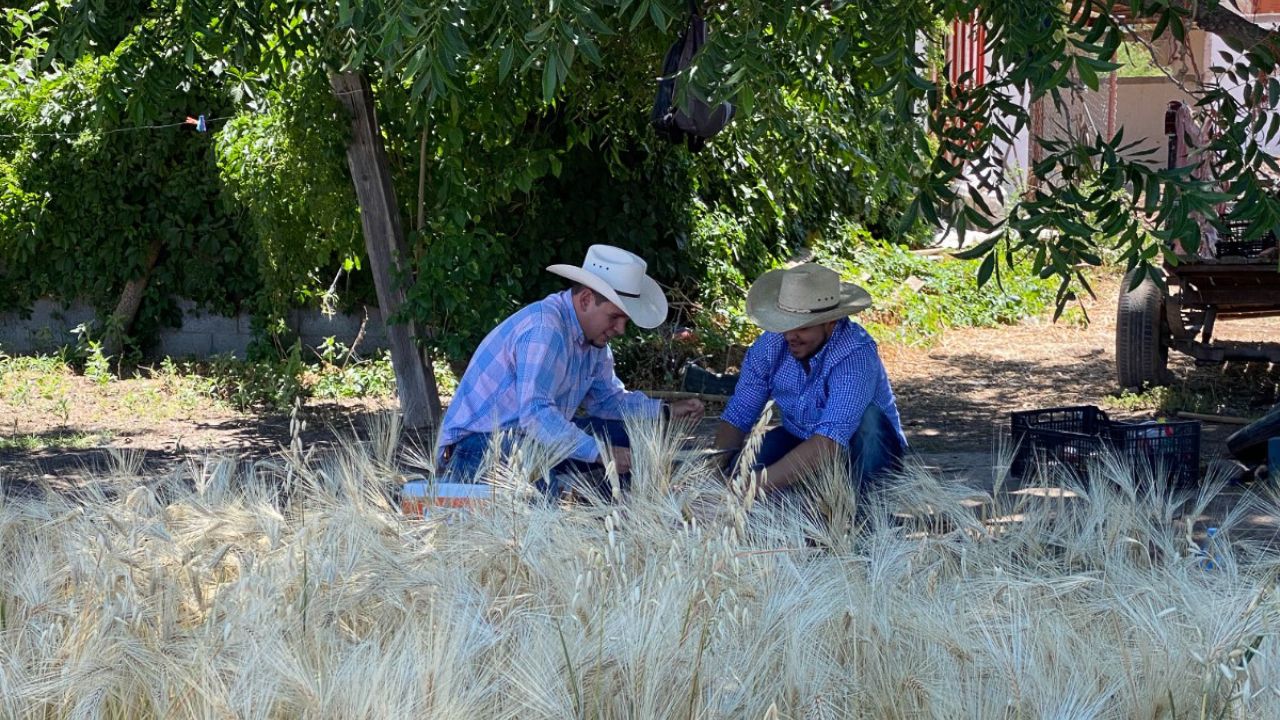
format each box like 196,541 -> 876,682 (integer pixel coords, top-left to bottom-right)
1202,527 -> 1218,570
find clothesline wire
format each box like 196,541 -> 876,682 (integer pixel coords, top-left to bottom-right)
0,114 -> 233,140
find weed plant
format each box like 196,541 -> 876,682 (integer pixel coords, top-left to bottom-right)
308,338 -> 398,401
1108,364 -> 1280,419
0,335 -> 406,417
1,418 -> 1277,718
836,233 -> 1059,347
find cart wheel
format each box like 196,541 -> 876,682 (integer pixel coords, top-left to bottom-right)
1116,269 -> 1169,390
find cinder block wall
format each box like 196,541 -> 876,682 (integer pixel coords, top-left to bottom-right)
0,300 -> 390,359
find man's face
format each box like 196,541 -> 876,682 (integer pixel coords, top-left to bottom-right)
783,320 -> 836,361
576,291 -> 630,348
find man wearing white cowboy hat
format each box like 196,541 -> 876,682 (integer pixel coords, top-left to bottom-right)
437,244 -> 705,491
714,262 -> 906,492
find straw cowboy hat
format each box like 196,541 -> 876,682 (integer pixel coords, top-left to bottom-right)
746,263 -> 872,333
547,244 -> 669,329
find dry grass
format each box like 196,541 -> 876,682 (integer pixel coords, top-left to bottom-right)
1,415 -> 1279,718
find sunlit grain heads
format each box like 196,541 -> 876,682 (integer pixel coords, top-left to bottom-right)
1,428 -> 1279,717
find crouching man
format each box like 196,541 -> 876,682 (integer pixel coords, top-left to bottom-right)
714,263 -> 906,493
437,244 -> 703,495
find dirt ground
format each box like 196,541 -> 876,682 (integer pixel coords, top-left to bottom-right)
886,271 -> 1279,476
2,269 -> 1278,486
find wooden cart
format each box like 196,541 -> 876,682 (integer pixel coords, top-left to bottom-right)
1117,260 -> 1280,388
1115,102 -> 1280,389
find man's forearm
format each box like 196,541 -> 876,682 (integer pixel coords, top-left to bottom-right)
714,421 -> 745,451
584,390 -> 662,421
757,435 -> 840,493
520,405 -> 599,463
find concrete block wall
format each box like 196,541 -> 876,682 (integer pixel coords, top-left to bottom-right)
0,300 -> 97,354
0,299 -> 390,359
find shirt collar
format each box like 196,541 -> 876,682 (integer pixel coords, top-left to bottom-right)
554,289 -> 588,347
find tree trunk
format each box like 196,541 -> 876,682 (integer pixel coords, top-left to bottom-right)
330,71 -> 442,428
103,236 -> 163,360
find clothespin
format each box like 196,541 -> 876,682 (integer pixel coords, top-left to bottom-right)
184,114 -> 207,132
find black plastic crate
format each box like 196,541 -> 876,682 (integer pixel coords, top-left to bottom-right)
1215,220 -> 1276,258
1010,405 -> 1200,487
1107,419 -> 1201,486
681,363 -> 739,396
1010,406 -> 1110,480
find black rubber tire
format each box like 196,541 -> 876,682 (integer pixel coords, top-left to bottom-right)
1115,269 -> 1169,390
1227,403 -> 1280,464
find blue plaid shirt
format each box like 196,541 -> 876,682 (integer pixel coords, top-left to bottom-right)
437,290 -> 662,463
722,319 -> 906,448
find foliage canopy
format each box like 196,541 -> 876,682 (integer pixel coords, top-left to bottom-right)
1,1 -> 931,360
2,0 -> 1279,357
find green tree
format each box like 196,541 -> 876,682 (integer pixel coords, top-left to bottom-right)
5,0 -> 1278,420
3,1 -> 931,425
0,28 -> 255,351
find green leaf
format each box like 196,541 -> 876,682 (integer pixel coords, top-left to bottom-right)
630,0 -> 650,30
976,252 -> 996,287
577,36 -> 602,66
1044,59 -> 1073,92
1151,10 -> 1170,40
1078,55 -> 1121,74
1076,58 -> 1098,91
917,193 -> 940,226
525,21 -> 551,43
905,71 -> 934,92
737,83 -> 755,118
870,50 -> 899,68
498,44 -> 514,81
542,53 -> 558,102
649,1 -> 668,32
952,233 -> 1000,260
579,9 -> 613,35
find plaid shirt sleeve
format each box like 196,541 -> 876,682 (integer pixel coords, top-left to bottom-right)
811,348 -> 878,448
721,335 -> 776,433
513,323 -> 600,463
581,346 -> 662,421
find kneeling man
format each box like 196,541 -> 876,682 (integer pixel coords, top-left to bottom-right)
715,263 -> 906,493
437,244 -> 703,493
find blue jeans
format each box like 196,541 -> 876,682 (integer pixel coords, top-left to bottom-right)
442,417 -> 630,498
737,405 -> 905,495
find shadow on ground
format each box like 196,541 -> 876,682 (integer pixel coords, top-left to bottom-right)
0,403 -> 437,485
895,351 -> 1276,456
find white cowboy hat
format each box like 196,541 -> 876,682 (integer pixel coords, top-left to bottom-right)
745,263 -> 872,333
546,244 -> 669,329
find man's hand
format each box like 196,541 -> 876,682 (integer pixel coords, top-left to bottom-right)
668,398 -> 705,421
606,446 -> 633,476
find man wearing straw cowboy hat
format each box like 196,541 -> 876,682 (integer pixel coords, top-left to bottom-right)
714,263 -> 906,493
437,244 -> 705,491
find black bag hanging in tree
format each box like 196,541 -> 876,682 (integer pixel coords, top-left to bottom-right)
651,0 -> 735,152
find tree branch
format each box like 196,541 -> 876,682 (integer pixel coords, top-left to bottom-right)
1172,0 -> 1280,58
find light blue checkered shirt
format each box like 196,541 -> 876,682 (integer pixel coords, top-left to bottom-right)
722,319 -> 906,448
437,290 -> 662,462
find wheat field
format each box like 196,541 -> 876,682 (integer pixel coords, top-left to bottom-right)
1,415 -> 1278,719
